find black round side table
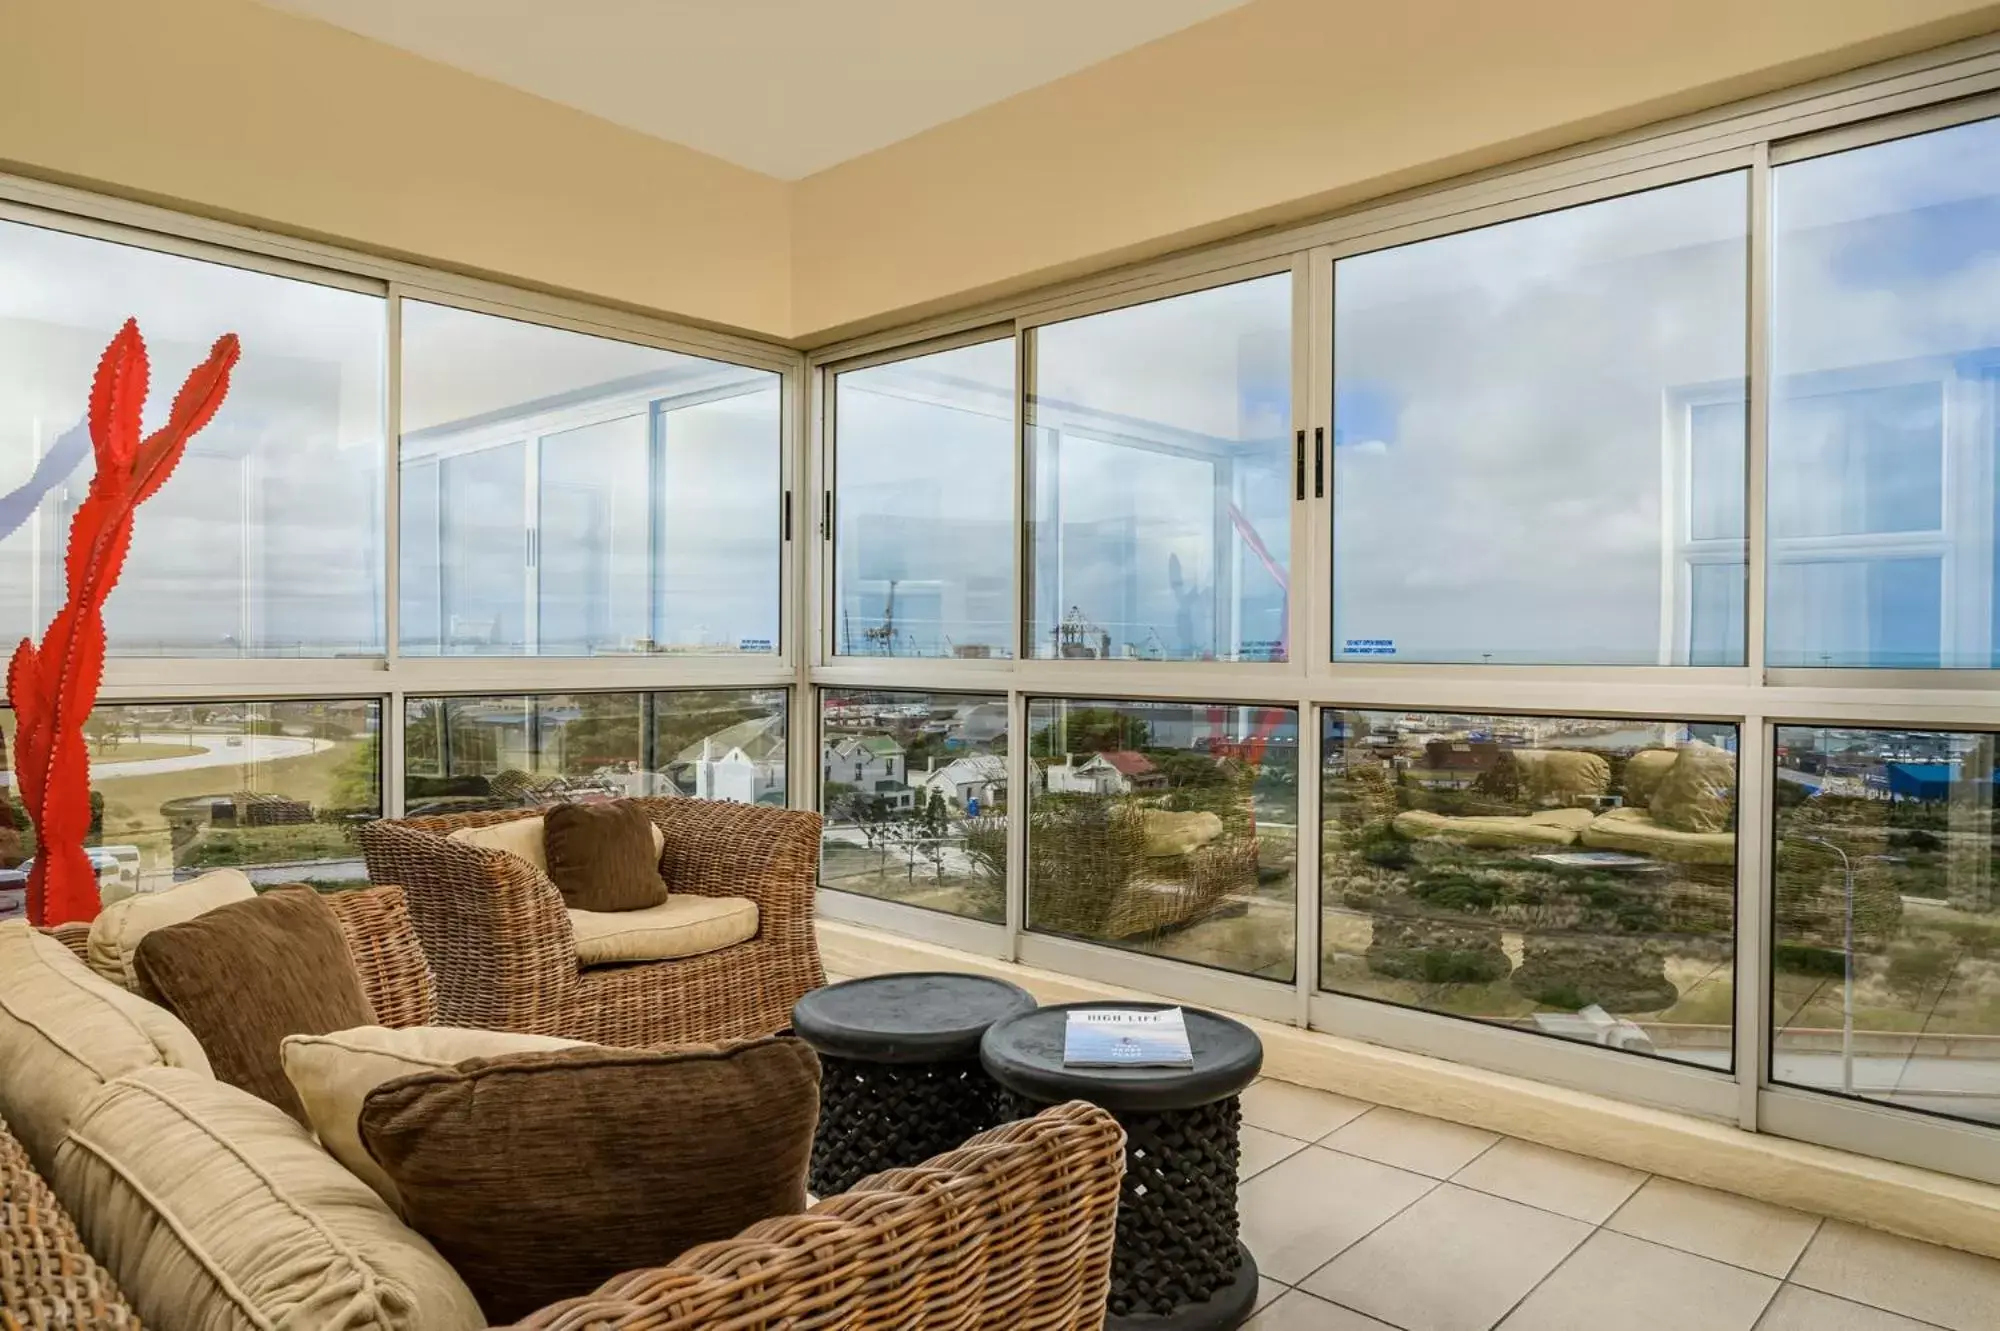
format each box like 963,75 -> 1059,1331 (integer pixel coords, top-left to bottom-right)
790,971 -> 1038,1197
980,1002 -> 1263,1331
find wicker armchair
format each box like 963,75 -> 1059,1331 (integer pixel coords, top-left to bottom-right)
359,798 -> 826,1045
511,1100 -> 1125,1331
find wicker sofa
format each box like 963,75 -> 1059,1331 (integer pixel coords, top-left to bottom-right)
358,797 -> 826,1044
6,889 -> 1126,1329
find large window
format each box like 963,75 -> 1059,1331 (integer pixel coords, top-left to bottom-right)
817,689 -> 1007,921
0,220 -> 386,657
1769,118 -> 2000,667
1027,277 -> 1292,663
1,699 -> 382,916
1772,726 -> 2000,1123
1321,710 -> 1739,1068
402,689 -> 787,816
1026,697 -> 1297,979
399,302 -> 782,657
1332,174 -> 1750,665
833,341 -> 1014,658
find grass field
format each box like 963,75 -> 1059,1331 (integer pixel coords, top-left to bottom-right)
90,740 -> 365,876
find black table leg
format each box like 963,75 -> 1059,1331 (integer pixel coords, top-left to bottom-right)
1004,1091 -> 1258,1330
810,1053 -> 1005,1197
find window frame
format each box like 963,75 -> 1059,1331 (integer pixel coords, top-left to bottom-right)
11,31 -> 2000,1185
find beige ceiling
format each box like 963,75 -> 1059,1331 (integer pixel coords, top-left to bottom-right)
259,0 -> 1250,180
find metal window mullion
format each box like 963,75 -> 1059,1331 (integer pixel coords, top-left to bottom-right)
1294,696 -> 1322,1026
1734,715 -> 1774,1131
1004,687 -> 1029,960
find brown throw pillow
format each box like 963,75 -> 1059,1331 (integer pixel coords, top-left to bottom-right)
133,887 -> 376,1124
542,799 -> 668,912
358,1039 -> 820,1324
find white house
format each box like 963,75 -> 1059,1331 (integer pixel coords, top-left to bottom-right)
677,713 -> 787,805
910,753 -> 1006,813
1044,750 -> 1165,796
822,734 -> 915,812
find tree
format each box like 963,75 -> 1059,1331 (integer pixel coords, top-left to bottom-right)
1029,708 -> 1150,758
920,789 -> 951,883
330,735 -> 381,814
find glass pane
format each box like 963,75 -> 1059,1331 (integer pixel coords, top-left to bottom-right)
539,414 -> 649,654
1028,277 -> 1291,663
0,220 -> 384,657
1332,173 -> 1749,665
0,699 -> 382,916
1772,726 -> 2000,1125
818,689 -> 1007,921
834,340 -> 1013,658
1320,710 -> 1738,1069
655,388 -> 782,655
399,301 -> 780,657
1770,116 -> 2000,668
440,441 -> 527,655
1026,697 -> 1297,980
402,689 -> 786,816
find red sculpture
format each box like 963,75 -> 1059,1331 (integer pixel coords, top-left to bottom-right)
8,321 -> 239,926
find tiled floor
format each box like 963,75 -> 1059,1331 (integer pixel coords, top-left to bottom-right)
1236,1078 -> 2000,1331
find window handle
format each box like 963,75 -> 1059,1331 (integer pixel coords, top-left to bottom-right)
1294,429 -> 1306,501
1314,426 -> 1325,499
822,489 -> 833,541
782,489 -> 792,542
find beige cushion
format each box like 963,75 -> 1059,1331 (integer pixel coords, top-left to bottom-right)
282,1025 -> 584,1213
1622,749 -> 1681,809
53,1066 -> 484,1331
448,814 -> 664,879
567,895 -> 758,966
1501,749 -> 1612,803
87,868 -> 256,992
1391,808 -> 1593,849
1581,807 -> 1737,864
0,922 -> 211,1175
1142,809 -> 1224,858
1650,741 -> 1737,833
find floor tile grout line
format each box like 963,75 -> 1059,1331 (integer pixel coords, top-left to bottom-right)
1778,1217 -> 1824,1283
1478,1217 -> 1602,1331
1597,1210 -> 1822,1283
1285,1173 -> 1447,1295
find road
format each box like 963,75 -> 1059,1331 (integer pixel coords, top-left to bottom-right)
83,731 -> 332,779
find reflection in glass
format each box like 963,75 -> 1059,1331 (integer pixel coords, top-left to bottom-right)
834,340 -> 1014,658
1772,726 -> 2000,1124
0,220 -> 385,657
0,700 -> 382,913
818,689 -> 1007,921
1026,697 -> 1297,980
1320,711 -> 1738,1068
1770,116 -> 2000,667
399,302 -> 780,656
1332,174 -> 1749,664
401,690 -> 786,816
1028,277 -> 1291,663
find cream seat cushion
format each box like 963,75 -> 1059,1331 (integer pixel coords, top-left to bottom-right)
1581,807 -> 1737,864
282,1025 -> 584,1213
54,1066 -> 485,1331
567,895 -> 759,967
449,814 -> 664,878
87,868 -> 256,992
0,922 -> 211,1175
1391,807 -> 1595,849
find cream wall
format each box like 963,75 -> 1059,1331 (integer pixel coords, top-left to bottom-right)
790,0 -> 2000,340
0,0 -> 793,336
4,0 -> 2000,343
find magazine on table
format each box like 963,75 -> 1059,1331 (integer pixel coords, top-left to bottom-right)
1063,1007 -> 1194,1069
